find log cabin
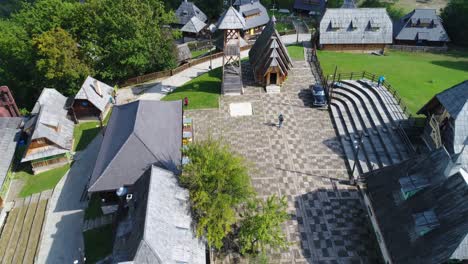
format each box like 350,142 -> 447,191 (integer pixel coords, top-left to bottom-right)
319,8 -> 393,53
72,76 -> 114,121
22,89 -> 74,174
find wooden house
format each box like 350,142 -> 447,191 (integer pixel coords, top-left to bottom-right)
233,0 -> 269,40
22,89 -> 74,174
0,86 -> 20,117
72,76 -> 114,121
87,100 -> 182,203
249,16 -> 293,88
418,80 -> 468,170
394,9 -> 450,46
362,148 -> 468,263
180,16 -> 208,41
319,8 -> 393,52
0,117 -> 21,207
175,0 -> 207,27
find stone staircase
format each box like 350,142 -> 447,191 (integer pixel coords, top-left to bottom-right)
330,79 -> 414,179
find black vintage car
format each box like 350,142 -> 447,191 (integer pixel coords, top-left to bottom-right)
312,84 -> 327,107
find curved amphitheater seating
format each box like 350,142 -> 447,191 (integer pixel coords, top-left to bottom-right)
0,192 -> 49,264
330,79 -> 413,179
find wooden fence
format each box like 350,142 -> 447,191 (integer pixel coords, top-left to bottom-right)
389,45 -> 448,53
122,45 -> 252,87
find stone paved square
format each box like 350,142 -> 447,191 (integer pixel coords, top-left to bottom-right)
187,60 -> 381,263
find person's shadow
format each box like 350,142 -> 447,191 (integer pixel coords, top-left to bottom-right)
264,122 -> 278,127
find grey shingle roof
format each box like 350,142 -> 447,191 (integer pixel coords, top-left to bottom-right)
319,8 -> 393,45
237,1 -> 269,30
0,117 -> 21,186
217,6 -> 246,30
74,76 -> 114,112
364,148 -> 468,263
181,16 -> 207,33
394,9 -> 450,42
249,18 -> 293,79
88,100 -> 182,193
418,81 -> 468,171
22,88 -> 74,162
134,166 -> 205,263
177,43 -> 192,62
175,0 -> 207,26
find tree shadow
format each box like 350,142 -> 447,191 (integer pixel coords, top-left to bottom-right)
430,60 -> 468,72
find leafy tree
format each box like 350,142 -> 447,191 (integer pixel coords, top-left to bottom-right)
360,0 -> 405,20
32,27 -> 91,95
327,0 -> 344,8
238,195 -> 289,255
0,20 -> 36,108
180,138 -> 254,249
69,0 -> 177,81
441,0 -> 468,46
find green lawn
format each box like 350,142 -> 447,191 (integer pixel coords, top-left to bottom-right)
287,44 -> 304,60
191,48 -> 210,58
83,224 -> 114,263
162,67 -> 221,109
18,164 -> 70,197
317,50 -> 468,114
276,21 -> 294,33
73,122 -> 101,152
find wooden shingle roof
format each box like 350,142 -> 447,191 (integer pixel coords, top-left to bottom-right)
217,6 -> 246,30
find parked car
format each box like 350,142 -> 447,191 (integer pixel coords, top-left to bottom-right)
312,85 -> 327,107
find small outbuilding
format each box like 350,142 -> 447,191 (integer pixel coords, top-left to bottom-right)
180,16 -> 208,40
72,76 -> 114,121
22,88 -> 74,174
319,8 -> 393,52
249,17 -> 293,88
394,9 -> 450,46
175,0 -> 207,27
234,0 -> 269,39
177,43 -> 192,64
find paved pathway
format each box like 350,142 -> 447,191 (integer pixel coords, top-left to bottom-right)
36,134 -> 103,264
187,60 -> 381,263
117,34 -> 311,103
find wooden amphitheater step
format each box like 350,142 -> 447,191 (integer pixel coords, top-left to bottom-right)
332,94 -> 375,173
333,89 -> 385,169
12,193 -> 40,264
0,204 -> 21,261
331,103 -> 363,178
2,196 -> 31,264
24,198 -> 48,264
342,80 -> 410,161
336,83 -> 398,166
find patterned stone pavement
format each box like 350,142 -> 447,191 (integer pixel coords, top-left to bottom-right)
187,60 -> 381,263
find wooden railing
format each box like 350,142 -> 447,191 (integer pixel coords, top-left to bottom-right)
122,44 -> 253,87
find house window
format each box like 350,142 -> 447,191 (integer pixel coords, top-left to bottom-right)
399,175 -> 430,199
413,209 -> 439,236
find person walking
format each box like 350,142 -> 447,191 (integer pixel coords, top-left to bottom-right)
183,97 -> 189,108
377,76 -> 385,87
278,113 -> 284,129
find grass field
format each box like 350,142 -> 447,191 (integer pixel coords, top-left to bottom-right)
162,67 -> 221,109
73,122 -> 101,152
287,44 -> 304,60
317,50 -> 468,114
191,48 -> 211,58
83,224 -> 114,263
18,164 -> 70,197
